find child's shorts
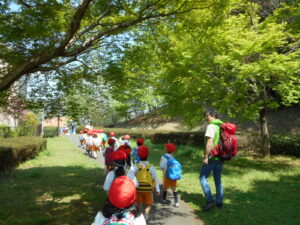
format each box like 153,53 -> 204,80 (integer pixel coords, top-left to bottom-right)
101,141 -> 106,145
92,146 -> 99,151
163,174 -> 177,189
86,145 -> 92,150
136,191 -> 153,205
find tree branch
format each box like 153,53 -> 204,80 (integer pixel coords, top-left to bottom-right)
58,0 -> 93,52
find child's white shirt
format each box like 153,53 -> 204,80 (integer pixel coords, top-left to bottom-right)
92,137 -> 101,146
159,153 -> 173,172
83,133 -> 88,139
103,168 -> 139,191
112,137 -> 119,151
132,161 -> 160,193
86,136 -> 92,145
92,211 -> 146,225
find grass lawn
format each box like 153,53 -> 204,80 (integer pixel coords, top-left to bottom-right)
1,137 -> 300,225
0,137 -> 106,225
145,140 -> 300,225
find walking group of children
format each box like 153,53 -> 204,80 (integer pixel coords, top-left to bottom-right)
90,134 -> 182,225
78,129 -> 108,159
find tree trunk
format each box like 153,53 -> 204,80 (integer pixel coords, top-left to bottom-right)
57,115 -> 60,136
259,107 -> 271,157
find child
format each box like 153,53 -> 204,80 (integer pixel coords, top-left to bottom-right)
132,138 -> 144,165
92,132 -> 100,159
103,138 -> 116,174
109,131 -> 119,151
85,130 -> 93,157
79,130 -> 85,148
160,143 -> 180,207
103,148 -> 138,192
101,130 -> 108,150
119,134 -> 131,146
92,176 -> 146,225
132,145 -> 160,221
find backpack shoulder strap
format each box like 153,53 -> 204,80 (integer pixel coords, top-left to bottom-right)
163,154 -> 170,160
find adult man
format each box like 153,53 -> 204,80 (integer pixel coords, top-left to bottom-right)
69,120 -> 74,134
200,108 -> 224,211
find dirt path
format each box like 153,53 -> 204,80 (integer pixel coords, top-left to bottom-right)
66,135 -> 204,225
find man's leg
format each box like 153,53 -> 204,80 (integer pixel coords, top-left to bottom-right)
213,160 -> 224,207
200,162 -> 215,211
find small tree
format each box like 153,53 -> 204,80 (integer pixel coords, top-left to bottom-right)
18,112 -> 40,136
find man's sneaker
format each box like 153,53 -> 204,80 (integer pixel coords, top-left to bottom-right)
203,201 -> 216,212
161,199 -> 167,204
216,203 -> 223,209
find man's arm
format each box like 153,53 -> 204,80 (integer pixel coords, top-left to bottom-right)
203,137 -> 213,164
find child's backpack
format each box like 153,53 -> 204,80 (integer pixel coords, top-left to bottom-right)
103,212 -> 134,225
132,147 -> 141,164
163,155 -> 182,180
102,133 -> 108,142
136,163 -> 153,191
211,123 -> 238,161
105,147 -> 114,165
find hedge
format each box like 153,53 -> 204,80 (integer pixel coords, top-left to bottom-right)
76,126 -> 300,157
0,136 -> 47,172
270,135 -> 300,157
43,126 -> 58,138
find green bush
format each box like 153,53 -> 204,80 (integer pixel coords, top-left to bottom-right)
43,126 -> 58,138
18,112 -> 40,136
0,125 -> 11,138
0,136 -> 47,172
151,132 -> 205,146
270,135 -> 300,157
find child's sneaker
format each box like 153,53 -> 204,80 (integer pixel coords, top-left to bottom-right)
161,199 -> 167,204
171,201 -> 179,208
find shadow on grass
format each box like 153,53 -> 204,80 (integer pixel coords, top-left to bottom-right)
178,174 -> 300,225
0,166 -> 106,225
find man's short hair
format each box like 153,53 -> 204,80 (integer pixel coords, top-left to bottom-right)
204,108 -> 219,118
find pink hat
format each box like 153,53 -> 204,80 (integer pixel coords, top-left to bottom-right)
124,134 -> 130,140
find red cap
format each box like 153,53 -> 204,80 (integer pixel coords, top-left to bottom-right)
124,134 -> 130,140
79,130 -> 83,134
92,132 -> 98,136
109,176 -> 136,208
164,143 -> 176,153
111,150 -> 127,161
138,145 -> 149,158
87,130 -> 93,135
108,138 -> 115,145
110,132 -> 115,137
99,129 -> 104,133
136,138 -> 144,145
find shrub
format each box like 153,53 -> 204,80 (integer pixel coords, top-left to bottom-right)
0,125 -> 11,138
270,135 -> 300,157
0,136 -> 47,172
151,132 -> 205,146
43,126 -> 58,138
18,112 -> 40,136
